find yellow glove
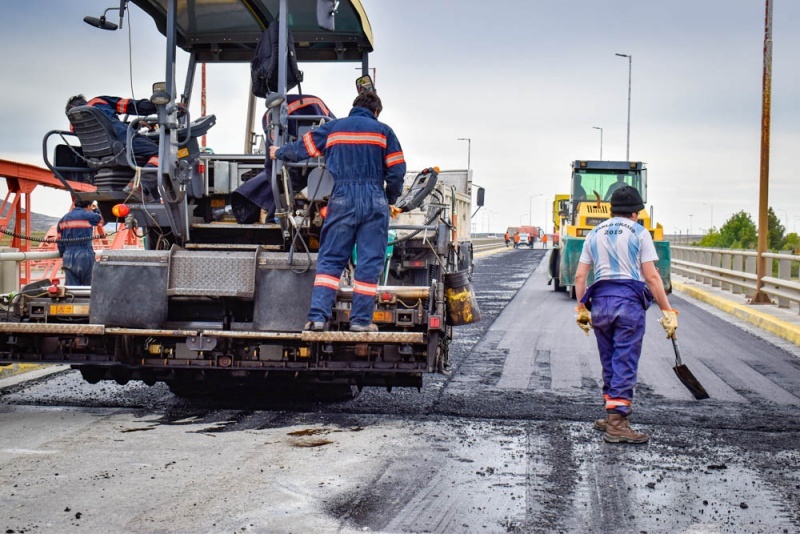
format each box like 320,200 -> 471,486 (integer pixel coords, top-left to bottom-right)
575,305 -> 592,335
659,308 -> 679,338
389,205 -> 403,219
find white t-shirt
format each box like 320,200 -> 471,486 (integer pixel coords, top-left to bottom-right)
579,217 -> 659,282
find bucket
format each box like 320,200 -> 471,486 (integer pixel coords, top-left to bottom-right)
444,270 -> 481,325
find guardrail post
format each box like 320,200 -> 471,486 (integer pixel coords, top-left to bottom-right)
732,253 -> 744,294
744,254 -> 757,299
777,258 -> 791,308
688,249 -> 697,281
711,251 -> 722,288
0,247 -> 19,294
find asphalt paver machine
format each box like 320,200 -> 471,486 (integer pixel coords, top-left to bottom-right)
0,0 -> 481,395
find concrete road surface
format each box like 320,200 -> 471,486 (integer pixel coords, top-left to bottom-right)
1,249 -> 798,533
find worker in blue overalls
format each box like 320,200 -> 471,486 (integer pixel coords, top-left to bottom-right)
574,186 -> 678,444
65,94 -> 160,200
57,200 -> 104,286
270,91 -> 405,332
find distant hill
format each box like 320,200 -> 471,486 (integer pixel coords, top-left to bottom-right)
0,206 -> 61,233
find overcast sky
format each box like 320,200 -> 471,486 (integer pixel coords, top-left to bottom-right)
1,0 -> 799,236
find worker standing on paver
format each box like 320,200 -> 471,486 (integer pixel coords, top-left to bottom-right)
573,186 -> 678,444
57,200 -> 103,286
270,91 -> 405,332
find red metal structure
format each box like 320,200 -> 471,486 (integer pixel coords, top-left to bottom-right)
0,158 -> 139,287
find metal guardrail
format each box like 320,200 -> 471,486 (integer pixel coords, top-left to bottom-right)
671,245 -> 800,312
471,237 -> 506,252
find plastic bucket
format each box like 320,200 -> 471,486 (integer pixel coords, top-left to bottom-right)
444,270 -> 481,325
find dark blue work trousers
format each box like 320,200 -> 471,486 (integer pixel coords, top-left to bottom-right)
309,181 -> 388,326
590,296 -> 646,416
62,246 -> 96,286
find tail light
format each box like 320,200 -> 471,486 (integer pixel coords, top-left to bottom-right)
428,315 -> 441,329
112,204 -> 130,218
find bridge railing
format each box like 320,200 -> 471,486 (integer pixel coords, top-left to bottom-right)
671,245 -> 800,312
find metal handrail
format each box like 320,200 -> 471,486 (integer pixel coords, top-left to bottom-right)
670,245 -> 800,312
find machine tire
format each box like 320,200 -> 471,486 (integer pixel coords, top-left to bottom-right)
313,384 -> 360,402
167,379 -> 212,398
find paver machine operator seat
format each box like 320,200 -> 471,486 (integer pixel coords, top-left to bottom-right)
65,105 -> 142,191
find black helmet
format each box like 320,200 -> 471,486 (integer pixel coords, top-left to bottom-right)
610,185 -> 644,214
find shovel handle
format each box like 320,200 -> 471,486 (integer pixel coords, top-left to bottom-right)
671,335 -> 684,367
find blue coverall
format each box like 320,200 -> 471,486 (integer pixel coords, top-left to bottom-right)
86,96 -> 160,199
275,106 -> 406,327
57,206 -> 103,286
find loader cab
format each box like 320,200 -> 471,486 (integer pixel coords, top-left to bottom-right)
569,160 -> 647,222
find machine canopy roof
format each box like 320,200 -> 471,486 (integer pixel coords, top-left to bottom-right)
130,0 -> 373,62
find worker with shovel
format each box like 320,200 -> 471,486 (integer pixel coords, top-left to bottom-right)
573,186 -> 678,444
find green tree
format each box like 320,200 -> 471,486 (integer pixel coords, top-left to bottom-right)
767,207 -> 786,250
782,232 -> 799,252
718,211 -> 757,249
697,228 -> 722,247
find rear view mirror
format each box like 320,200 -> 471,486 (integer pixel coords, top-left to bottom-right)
316,0 -> 338,31
355,74 -> 375,94
476,187 -> 485,207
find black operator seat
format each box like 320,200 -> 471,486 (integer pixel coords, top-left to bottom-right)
65,105 -> 139,191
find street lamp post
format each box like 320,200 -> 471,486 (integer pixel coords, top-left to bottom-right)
457,138 -> 471,172
592,126 -> 603,160
615,53 -> 632,161
689,214 -> 694,237
529,194 -> 542,226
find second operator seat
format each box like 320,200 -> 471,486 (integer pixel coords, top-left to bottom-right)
66,105 -> 143,191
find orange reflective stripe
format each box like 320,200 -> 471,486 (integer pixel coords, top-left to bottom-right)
353,280 -> 378,296
116,98 -> 130,114
385,151 -> 405,167
87,98 -> 108,107
605,398 -> 631,409
59,220 -> 93,230
326,132 -> 387,149
303,131 -> 322,157
287,97 -> 330,116
147,156 -> 159,167
314,274 -> 340,290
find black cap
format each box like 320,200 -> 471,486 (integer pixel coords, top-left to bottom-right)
610,185 -> 644,214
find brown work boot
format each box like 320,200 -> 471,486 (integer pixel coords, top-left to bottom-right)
593,418 -> 608,431
603,413 -> 649,444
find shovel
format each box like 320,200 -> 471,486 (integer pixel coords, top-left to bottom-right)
671,334 -> 709,400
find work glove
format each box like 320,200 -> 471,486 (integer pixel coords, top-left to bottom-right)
389,205 -> 402,219
575,305 -> 592,335
659,308 -> 679,338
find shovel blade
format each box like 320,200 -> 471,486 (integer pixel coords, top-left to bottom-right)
673,364 -> 710,400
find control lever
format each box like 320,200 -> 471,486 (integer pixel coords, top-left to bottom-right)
394,167 -> 439,213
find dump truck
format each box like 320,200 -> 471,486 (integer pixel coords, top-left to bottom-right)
548,160 -> 671,297
0,0 -> 481,395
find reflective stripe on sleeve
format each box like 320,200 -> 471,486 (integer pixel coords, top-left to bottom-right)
117,98 -> 130,114
303,131 -> 323,157
385,151 -> 405,167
